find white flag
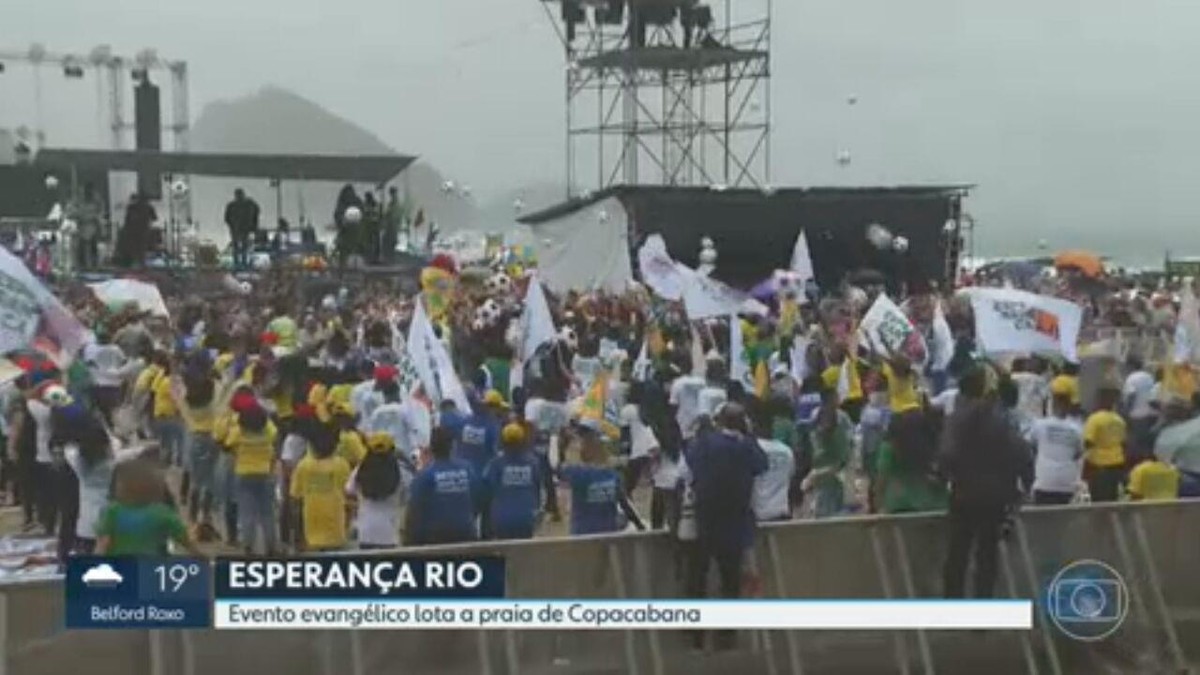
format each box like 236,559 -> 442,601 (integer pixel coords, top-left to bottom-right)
519,275 -> 557,365
690,324 -> 706,376
89,279 -> 170,317
931,300 -> 955,371
964,287 -> 1083,363
790,229 -> 814,283
637,234 -> 689,301
408,296 -> 470,413
0,246 -> 86,364
632,338 -> 652,383
790,336 -> 811,384
1174,284 -> 1200,364
730,315 -> 751,386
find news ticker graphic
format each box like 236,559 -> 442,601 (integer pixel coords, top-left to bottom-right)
65,557 -> 211,629
65,555 -> 1044,632
212,599 -> 1033,630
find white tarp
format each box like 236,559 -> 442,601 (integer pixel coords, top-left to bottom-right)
88,279 -> 170,317
529,196 -> 634,294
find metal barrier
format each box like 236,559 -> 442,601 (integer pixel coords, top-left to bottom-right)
3,501 -> 1198,675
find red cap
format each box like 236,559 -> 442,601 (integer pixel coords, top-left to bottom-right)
294,403 -> 316,419
374,365 -> 398,383
261,331 -> 279,346
230,393 -> 258,414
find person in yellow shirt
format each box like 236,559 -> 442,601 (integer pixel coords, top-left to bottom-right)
1083,387 -> 1127,502
177,372 -> 219,530
132,359 -> 164,439
211,385 -> 248,546
226,394 -> 279,555
331,401 -> 366,469
149,355 -> 186,469
881,355 -> 921,414
820,346 -> 866,423
290,428 -> 352,552
1127,458 -> 1180,501
1162,362 -> 1197,403
1050,363 -> 1081,412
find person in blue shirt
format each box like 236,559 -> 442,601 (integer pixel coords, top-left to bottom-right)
438,400 -> 466,438
482,424 -> 543,540
559,419 -> 644,535
453,392 -> 503,476
405,426 -> 481,546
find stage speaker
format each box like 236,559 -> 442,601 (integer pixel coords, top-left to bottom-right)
134,81 -> 162,199
600,0 -> 625,24
642,4 -> 676,26
562,0 -> 585,41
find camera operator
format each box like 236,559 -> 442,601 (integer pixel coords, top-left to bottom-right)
938,365 -> 1032,599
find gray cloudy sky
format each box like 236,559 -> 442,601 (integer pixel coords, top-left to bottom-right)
3,0 -> 1198,263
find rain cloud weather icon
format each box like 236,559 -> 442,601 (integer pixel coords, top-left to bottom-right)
82,564 -> 124,588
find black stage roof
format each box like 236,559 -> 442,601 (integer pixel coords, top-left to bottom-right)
519,184 -> 974,290
34,149 -> 416,184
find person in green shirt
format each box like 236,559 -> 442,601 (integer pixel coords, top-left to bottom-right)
874,411 -> 947,514
803,388 -> 852,518
96,459 -> 201,556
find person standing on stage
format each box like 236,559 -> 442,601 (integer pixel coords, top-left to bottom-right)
115,193 -> 156,268
224,189 -> 260,271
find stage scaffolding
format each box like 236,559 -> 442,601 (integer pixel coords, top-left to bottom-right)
540,0 -> 771,197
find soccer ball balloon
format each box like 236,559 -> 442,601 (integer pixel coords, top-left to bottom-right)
558,326 -> 578,352
171,179 -> 189,198
343,206 -> 363,225
484,272 -> 513,297
866,223 -> 894,250
893,236 -> 909,253
477,299 -> 502,326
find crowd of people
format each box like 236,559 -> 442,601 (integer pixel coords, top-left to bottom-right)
0,251 -> 1197,614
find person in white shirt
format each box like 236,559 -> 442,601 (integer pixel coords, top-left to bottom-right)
1011,359 -> 1049,420
752,405 -> 795,521
523,389 -> 568,520
695,357 -> 729,419
1122,356 -> 1157,463
620,387 -> 660,496
345,434 -> 413,549
365,381 -> 429,462
1029,390 -> 1085,505
929,387 -> 960,417
350,373 -> 383,429
84,338 -> 139,428
63,423 -> 115,554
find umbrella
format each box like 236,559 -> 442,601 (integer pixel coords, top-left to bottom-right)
1053,250 -> 1104,278
749,277 -> 777,302
1155,416 -> 1200,474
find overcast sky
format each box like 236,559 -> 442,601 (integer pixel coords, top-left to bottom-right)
3,0 -> 1198,263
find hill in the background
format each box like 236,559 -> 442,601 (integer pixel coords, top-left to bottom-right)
188,86 -> 479,241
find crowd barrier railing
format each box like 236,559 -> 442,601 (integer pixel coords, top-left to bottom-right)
1,500 -> 1197,675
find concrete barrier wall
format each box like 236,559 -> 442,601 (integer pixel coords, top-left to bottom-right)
3,501 -> 1198,675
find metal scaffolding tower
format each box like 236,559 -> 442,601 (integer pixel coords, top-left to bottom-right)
540,0 -> 771,197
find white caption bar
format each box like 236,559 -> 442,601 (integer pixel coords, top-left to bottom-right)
214,600 -> 1033,630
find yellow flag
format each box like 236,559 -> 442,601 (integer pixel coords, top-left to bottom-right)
779,297 -> 799,338
580,370 -> 620,439
754,360 -> 770,399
